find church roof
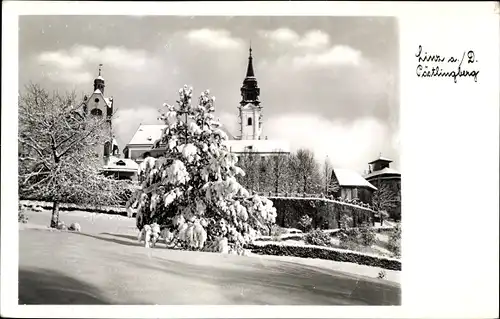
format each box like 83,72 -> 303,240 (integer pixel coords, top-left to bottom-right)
364,167 -> 401,180
368,156 -> 393,164
127,124 -> 166,146
90,89 -> 113,108
127,122 -> 237,146
245,46 -> 255,78
333,168 -> 377,190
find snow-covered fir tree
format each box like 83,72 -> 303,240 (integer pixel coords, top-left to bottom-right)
132,85 -> 277,253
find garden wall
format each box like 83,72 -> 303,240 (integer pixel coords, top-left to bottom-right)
269,196 -> 375,230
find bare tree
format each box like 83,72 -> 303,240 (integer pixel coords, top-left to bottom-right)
290,148 -> 322,194
236,151 -> 259,193
18,83 -> 130,228
270,150 -> 290,194
371,182 -> 399,225
256,156 -> 272,193
323,156 -> 332,194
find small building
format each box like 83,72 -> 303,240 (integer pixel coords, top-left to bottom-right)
330,168 -> 377,204
364,155 -> 402,220
123,124 -> 166,163
101,157 -> 139,181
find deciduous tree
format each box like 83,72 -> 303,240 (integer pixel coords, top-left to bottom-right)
18,83 -> 130,228
289,148 -> 322,194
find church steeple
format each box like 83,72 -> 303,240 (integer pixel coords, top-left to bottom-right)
93,63 -> 105,94
238,45 -> 263,140
246,45 -> 255,77
240,45 -> 260,106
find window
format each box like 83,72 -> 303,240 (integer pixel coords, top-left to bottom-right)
352,188 -> 358,199
346,188 -> 352,200
94,98 -> 100,103
90,108 -> 103,116
103,141 -> 111,157
247,117 -> 252,126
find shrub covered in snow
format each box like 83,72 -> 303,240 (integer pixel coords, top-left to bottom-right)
359,225 -> 377,246
304,229 -> 332,247
338,216 -> 377,249
387,222 -> 401,258
338,228 -> 361,250
131,86 -> 277,253
56,221 -> 67,230
269,225 -> 287,238
68,222 -> 81,232
297,214 -> 313,232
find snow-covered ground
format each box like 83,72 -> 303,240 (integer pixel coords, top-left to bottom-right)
19,227 -> 400,305
246,251 -> 400,283
19,208 -> 400,284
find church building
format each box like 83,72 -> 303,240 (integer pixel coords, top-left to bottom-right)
81,65 -> 139,180
124,46 -> 290,163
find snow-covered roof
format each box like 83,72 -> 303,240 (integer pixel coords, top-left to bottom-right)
364,167 -> 401,180
127,124 -> 166,146
96,75 -> 104,81
223,139 -> 290,154
90,89 -> 112,108
368,156 -> 393,164
333,168 -> 377,190
103,157 -> 139,172
127,122 -> 238,146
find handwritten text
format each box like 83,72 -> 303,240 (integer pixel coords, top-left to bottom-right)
415,45 -> 479,83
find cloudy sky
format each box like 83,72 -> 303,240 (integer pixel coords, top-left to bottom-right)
19,15 -> 399,173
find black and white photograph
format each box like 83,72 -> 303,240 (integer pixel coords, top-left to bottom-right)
17,14 -> 402,306
2,2 -> 499,318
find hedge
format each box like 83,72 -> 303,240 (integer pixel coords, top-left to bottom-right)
20,200 -> 128,216
254,233 -> 305,242
248,242 -> 401,271
270,197 -> 375,230
326,226 -> 395,236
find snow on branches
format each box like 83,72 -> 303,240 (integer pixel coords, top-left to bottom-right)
133,85 -> 277,254
18,84 -> 132,227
